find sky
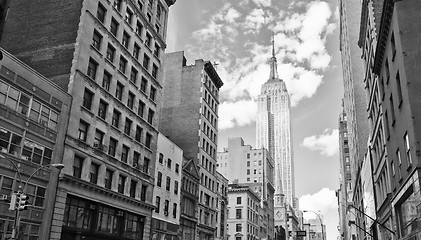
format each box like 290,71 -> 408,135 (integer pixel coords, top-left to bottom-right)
166,0 -> 344,239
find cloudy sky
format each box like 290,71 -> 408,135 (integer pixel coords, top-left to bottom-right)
166,0 -> 344,238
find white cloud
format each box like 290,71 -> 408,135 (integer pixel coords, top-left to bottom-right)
300,188 -> 337,217
225,8 -> 241,23
251,0 -> 272,7
302,129 -> 339,156
218,100 -> 257,129
299,188 -> 339,240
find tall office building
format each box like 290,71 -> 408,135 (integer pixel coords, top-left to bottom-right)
0,0 -> 175,239
256,38 -> 295,208
338,0 -> 369,238
160,51 -> 223,240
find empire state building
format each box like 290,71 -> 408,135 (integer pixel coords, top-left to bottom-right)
256,38 -> 295,209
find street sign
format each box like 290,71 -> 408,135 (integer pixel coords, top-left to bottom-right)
296,231 -> 306,237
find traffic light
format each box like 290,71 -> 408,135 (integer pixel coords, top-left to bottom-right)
17,194 -> 29,211
8,193 -> 17,211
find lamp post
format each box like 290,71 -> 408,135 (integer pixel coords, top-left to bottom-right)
303,210 -> 324,240
0,154 -> 64,239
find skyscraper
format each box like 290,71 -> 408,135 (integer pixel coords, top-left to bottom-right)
256,38 -> 295,221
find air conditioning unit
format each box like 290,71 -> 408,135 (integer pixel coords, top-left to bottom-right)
93,143 -> 107,151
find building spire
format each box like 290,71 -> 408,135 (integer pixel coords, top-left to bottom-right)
269,32 -> 278,79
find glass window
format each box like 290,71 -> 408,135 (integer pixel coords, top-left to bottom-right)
149,86 -> 156,101
155,196 -> 160,213
140,77 -> 147,93
133,44 -> 140,60
143,157 -> 150,173
124,118 -> 132,135
135,21 -> 143,36
119,57 -> 127,74
110,17 -> 119,36
92,30 -> 102,50
90,163 -> 99,184
87,58 -> 98,80
115,82 -> 123,101
113,0 -> 122,11
147,109 -> 154,125
145,133 -> 152,148
140,185 -> 147,201
135,126 -> 142,142
166,176 -> 171,191
158,153 -> 163,164
82,88 -> 94,110
102,71 -> 112,91
121,145 -> 129,163
142,54 -> 150,70
122,31 -> 130,49
21,139 -> 52,165
138,100 -> 145,117
98,100 -> 108,119
157,172 -> 162,187
118,175 -> 126,194
73,155 -> 83,178
152,64 -> 158,79
106,44 -> 115,63
96,3 -> 106,23
78,121 -> 89,142
125,8 -> 133,24
130,68 -> 138,84
105,169 -> 113,189
108,137 -> 117,157
174,181 -> 178,195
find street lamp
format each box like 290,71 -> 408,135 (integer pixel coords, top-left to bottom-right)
303,210 -> 324,240
0,154 -> 64,239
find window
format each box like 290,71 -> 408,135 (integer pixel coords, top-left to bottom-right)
237,197 -> 241,204
115,82 -> 123,100
110,17 -> 119,36
106,44 -> 115,62
147,13 -> 152,22
105,169 -> 113,189
391,32 -> 396,60
157,172 -> 162,187
121,145 -> 129,163
154,43 -> 160,57
143,157 -> 150,173
236,223 -> 242,232
98,100 -> 108,119
152,64 -> 158,79
158,153 -> 163,164
246,169 -> 250,175
112,109 -> 120,128
122,31 -> 130,49
166,176 -> 171,191
140,77 -> 147,93
135,126 -> 142,142
127,92 -> 135,109
94,129 -> 104,147
140,185 -> 147,201
396,71 -> 403,106
118,175 -> 126,194
137,100 -> 145,118
130,180 -> 137,198
136,21 -> 143,36
113,0 -> 122,11
133,44 -> 140,60
124,118 -> 132,135
125,8 -> 133,24
167,158 -> 172,169
156,5 -> 162,20
149,86 -> 156,101
82,88 -> 94,110
92,30 -> 102,50
146,33 -> 152,47
164,200 -> 169,215
174,181 -> 179,195
390,95 -> 396,125
247,161 -> 250,167
108,137 -> 117,157
404,133 -> 412,165
155,196 -> 161,213
143,54 -> 150,69
90,163 -> 99,184
145,133 -> 152,148
73,156 -> 84,178
175,163 -> 179,174
21,139 -> 52,165
87,58 -> 98,80
385,59 -> 390,83
133,151 -> 140,167
119,57 -> 127,73
130,68 -> 138,84
391,161 -> 395,176
147,109 -> 154,124
96,3 -> 106,23
236,209 -> 242,219
78,121 -> 89,142
173,203 -> 177,218
102,71 -> 111,91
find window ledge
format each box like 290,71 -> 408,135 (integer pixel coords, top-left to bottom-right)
105,58 -> 116,69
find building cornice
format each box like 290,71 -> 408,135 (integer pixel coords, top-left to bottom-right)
358,0 -> 369,48
373,0 -> 394,74
204,62 -> 223,89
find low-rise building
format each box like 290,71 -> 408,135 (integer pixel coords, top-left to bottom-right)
151,133 -> 183,239
0,48 -> 71,239
215,171 -> 228,240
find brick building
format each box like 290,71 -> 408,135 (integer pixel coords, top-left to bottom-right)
160,51 -> 223,240
0,0 -> 176,239
0,48 -> 71,239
